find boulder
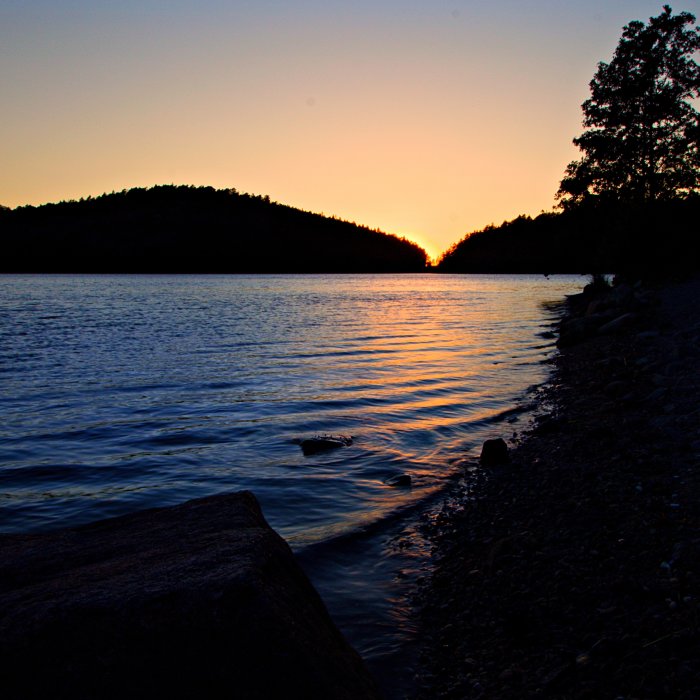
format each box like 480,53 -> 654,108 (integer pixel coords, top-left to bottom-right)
609,282 -> 634,308
557,315 -> 606,347
557,316 -> 589,346
480,438 -> 510,467
0,492 -> 380,700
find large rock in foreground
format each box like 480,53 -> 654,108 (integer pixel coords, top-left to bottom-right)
0,492 -> 380,700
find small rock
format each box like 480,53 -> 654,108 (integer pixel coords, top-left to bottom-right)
645,387 -> 667,402
532,415 -> 567,435
576,653 -> 591,667
299,435 -> 353,456
604,380 -> 629,398
480,438 -> 510,466
598,313 -> 637,335
386,474 -> 412,488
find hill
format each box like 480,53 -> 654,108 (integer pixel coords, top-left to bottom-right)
0,186 -> 427,273
437,198 -> 700,278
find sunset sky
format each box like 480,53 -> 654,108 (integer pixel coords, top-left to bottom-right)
0,1 -> 679,259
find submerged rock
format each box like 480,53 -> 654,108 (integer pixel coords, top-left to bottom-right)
299,434 -> 353,456
480,438 -> 510,466
386,474 -> 412,487
0,491 -> 380,700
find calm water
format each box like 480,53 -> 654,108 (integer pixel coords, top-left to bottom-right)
0,273 -> 581,692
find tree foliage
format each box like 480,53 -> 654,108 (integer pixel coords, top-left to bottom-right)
557,5 -> 700,209
436,197 -> 700,278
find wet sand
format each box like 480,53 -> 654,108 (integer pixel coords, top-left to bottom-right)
416,275 -> 700,699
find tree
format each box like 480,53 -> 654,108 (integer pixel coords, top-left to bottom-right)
557,5 -> 700,209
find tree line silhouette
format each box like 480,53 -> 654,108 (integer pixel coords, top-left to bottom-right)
440,6 -> 700,279
3,9 -> 698,277
0,186 -> 428,273
436,197 -> 700,278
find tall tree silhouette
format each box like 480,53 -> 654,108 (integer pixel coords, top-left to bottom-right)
557,5 -> 700,209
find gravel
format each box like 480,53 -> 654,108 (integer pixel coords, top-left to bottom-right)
415,275 -> 700,700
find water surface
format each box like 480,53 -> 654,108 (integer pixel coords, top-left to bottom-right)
0,273 -> 581,693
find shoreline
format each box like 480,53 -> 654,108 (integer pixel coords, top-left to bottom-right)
415,274 -> 700,698
4,274 -> 697,697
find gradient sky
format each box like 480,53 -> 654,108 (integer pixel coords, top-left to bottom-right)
0,1 -> 685,259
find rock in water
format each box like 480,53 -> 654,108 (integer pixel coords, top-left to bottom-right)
299,434 -> 353,456
480,438 -> 510,466
386,473 -> 412,487
0,491 -> 380,700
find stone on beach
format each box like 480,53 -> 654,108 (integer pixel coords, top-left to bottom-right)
0,491 -> 380,700
598,312 -> 638,335
480,438 -> 510,466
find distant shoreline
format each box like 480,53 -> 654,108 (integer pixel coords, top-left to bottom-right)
0,185 -> 428,274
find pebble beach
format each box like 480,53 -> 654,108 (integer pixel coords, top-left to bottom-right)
416,274 -> 700,699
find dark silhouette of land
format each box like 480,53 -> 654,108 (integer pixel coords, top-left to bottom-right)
0,185 -> 427,273
437,198 -> 700,278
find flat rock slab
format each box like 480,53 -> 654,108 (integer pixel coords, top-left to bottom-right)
0,491 -> 379,700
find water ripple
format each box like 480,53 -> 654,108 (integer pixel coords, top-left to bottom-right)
0,273 -> 581,540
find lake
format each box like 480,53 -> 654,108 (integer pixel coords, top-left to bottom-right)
0,273 -> 582,692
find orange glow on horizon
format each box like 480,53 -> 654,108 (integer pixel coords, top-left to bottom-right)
1,2 -> 655,259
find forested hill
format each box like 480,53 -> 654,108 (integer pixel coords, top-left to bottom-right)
437,198 -> 700,279
0,186 -> 427,273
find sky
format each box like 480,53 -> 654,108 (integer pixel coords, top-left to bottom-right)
0,1 -> 689,260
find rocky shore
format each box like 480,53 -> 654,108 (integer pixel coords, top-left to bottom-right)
416,274 -> 700,699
